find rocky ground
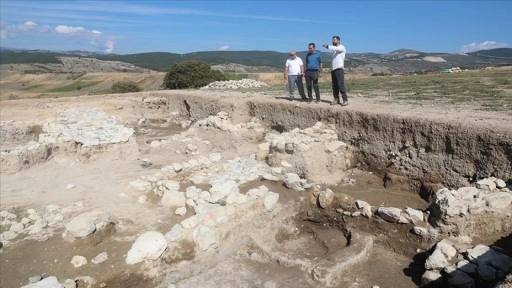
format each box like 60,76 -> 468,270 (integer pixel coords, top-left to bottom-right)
0,82 -> 511,288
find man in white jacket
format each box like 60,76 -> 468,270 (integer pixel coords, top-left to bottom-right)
322,36 -> 348,106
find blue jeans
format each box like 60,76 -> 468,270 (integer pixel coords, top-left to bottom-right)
331,69 -> 348,102
288,75 -> 306,99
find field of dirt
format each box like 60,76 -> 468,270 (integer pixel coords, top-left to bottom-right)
1,68 -> 511,288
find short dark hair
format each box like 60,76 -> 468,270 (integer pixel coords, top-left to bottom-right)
332,36 -> 340,41
308,43 -> 315,47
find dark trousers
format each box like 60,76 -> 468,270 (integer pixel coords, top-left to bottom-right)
305,70 -> 320,101
331,68 -> 348,102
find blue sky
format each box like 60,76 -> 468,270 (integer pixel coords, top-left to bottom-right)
1,1 -> 510,55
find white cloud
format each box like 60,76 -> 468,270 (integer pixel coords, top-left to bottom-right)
55,25 -> 88,36
19,21 -> 37,31
0,21 -> 47,38
90,39 -> 114,54
460,41 -> 508,53
55,25 -> 115,53
219,45 -> 230,51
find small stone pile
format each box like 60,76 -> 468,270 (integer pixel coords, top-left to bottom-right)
200,79 -> 270,90
264,121 -> 352,185
312,176 -> 512,288
422,240 -> 512,287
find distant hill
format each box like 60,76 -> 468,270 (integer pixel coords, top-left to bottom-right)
1,47 -> 511,74
96,51 -> 288,71
468,48 -> 512,58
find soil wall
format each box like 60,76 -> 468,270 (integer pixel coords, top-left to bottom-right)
158,92 -> 512,191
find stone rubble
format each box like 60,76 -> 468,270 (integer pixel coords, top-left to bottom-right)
0,108 -> 135,174
200,79 -> 270,90
3,108 -> 511,288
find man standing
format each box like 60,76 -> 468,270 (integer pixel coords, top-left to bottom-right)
284,50 -> 307,101
305,43 -> 323,103
322,36 -> 348,106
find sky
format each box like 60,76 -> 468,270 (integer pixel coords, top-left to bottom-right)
0,1 -> 511,55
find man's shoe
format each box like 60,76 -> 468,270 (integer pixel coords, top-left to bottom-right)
340,101 -> 348,106
288,96 -> 294,101
313,100 -> 319,104
330,100 -> 340,105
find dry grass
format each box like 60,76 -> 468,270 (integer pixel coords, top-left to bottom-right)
1,67 -> 511,113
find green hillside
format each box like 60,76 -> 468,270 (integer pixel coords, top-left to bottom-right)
0,51 -> 64,64
1,48 -> 511,73
98,51 -> 292,71
468,48 -> 512,58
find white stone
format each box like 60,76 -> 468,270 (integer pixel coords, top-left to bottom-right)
264,192 -> 279,212
483,192 -> 512,209
362,205 -> 373,218
20,276 -> 62,288
494,179 -> 507,188
71,255 -> 88,267
413,226 -> 428,236
172,163 -> 183,172
477,178 -> 496,191
356,200 -> 370,209
425,249 -> 449,270
91,252 -> 108,264
436,240 -> 457,259
318,189 -> 334,208
377,207 -> 402,223
175,207 -> 187,216
62,279 -> 76,288
162,180 -> 180,191
161,190 -> 186,207
45,204 -> 60,213
181,214 -> 202,229
209,180 -> 239,204
192,225 -> 217,251
126,231 -> 167,265
165,224 -> 183,242
208,152 -> 222,162
65,214 -> 96,238
262,173 -> 279,181
190,175 -> 206,185
10,222 -> 24,233
1,230 -> 17,241
404,207 -> 424,223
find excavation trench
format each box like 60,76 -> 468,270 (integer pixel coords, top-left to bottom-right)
0,91 -> 511,288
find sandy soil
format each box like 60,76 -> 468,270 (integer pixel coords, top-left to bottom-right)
0,87 -> 510,288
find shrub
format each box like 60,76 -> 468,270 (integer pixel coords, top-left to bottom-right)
162,60 -> 226,89
111,81 -> 142,93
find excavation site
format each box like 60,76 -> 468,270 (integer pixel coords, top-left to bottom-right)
1,89 -> 511,288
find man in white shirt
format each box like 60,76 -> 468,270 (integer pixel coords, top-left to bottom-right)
284,50 -> 307,101
322,36 -> 348,106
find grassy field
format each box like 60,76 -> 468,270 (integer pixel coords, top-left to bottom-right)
258,67 -> 511,112
1,67 -> 511,113
345,68 -> 512,111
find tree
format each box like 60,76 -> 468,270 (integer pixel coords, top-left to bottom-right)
162,60 -> 226,89
111,80 -> 142,93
